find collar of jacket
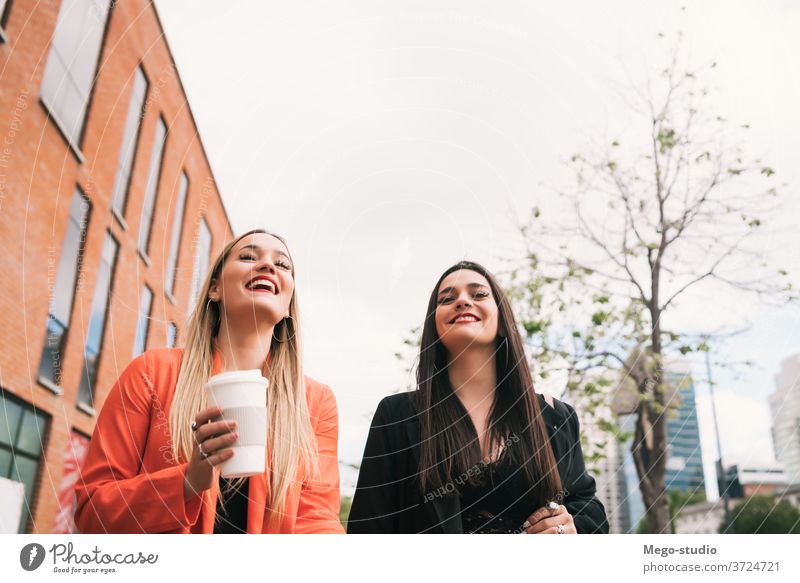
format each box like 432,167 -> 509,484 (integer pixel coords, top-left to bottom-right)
404,393 -> 565,534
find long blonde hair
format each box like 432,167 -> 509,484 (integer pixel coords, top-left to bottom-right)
169,229 -> 318,528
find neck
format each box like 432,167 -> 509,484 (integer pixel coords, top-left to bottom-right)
215,316 -> 274,372
446,344 -> 497,404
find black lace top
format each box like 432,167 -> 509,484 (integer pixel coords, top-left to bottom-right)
459,453 -> 533,534
213,477 -> 249,534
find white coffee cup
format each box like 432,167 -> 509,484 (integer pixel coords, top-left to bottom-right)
203,370 -> 268,478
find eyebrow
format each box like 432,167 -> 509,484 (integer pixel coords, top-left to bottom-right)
238,244 -> 291,261
438,283 -> 490,296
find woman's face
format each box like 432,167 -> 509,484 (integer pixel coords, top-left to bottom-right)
434,269 -> 500,355
210,233 -> 295,328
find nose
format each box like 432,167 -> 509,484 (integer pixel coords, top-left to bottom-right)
455,294 -> 472,309
255,256 -> 276,274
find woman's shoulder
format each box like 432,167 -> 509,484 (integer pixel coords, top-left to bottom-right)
122,346 -> 183,371
303,375 -> 337,412
102,348 -> 183,410
377,391 -> 417,416
536,392 -> 577,425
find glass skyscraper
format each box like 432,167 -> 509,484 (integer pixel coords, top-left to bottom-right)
616,361 -> 706,532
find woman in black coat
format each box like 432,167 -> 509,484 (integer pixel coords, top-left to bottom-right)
348,261 -> 608,534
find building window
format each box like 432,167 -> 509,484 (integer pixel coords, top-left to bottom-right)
77,232 -> 119,409
0,390 -> 50,533
137,116 -> 167,258
39,0 -> 111,147
132,285 -> 153,357
166,322 -> 177,348
165,171 -> 189,297
37,189 -> 90,391
189,218 -> 212,309
110,67 -> 148,221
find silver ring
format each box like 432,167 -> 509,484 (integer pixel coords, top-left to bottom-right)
557,523 -> 565,534
191,421 -> 198,432
547,501 -> 559,512
198,442 -> 209,458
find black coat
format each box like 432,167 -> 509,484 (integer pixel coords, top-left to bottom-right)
347,392 -> 609,534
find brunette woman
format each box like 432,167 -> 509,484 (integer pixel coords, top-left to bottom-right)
75,230 -> 343,533
348,261 -> 608,534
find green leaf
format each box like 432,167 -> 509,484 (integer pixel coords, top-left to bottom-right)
523,321 -> 544,335
761,166 -> 775,177
656,128 -> 677,153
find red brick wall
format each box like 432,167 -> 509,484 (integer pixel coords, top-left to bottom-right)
0,0 -> 233,533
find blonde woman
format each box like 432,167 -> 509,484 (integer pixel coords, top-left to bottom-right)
75,230 -> 343,533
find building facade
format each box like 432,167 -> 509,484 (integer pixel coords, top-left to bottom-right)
613,360 -> 707,532
663,367 -> 706,495
769,354 -> 800,485
0,0 -> 233,533
570,382 -> 630,534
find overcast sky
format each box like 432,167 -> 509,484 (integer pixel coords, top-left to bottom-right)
153,0 -> 800,497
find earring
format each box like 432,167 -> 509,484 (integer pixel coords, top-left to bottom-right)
274,315 -> 296,343
500,336 -> 509,367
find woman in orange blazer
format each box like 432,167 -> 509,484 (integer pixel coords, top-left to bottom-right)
74,230 -> 343,533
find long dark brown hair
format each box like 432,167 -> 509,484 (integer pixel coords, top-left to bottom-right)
414,261 -> 563,506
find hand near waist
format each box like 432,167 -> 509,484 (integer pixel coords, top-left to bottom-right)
522,502 -> 576,534
183,406 -> 238,501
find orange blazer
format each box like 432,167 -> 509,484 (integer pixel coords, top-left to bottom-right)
74,347 -> 344,533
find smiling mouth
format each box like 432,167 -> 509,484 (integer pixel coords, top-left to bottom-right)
245,279 -> 278,294
450,314 -> 480,324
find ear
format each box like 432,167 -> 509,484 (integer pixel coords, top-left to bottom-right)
208,279 -> 220,302
498,321 -> 508,338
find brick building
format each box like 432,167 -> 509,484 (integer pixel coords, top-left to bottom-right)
0,0 -> 233,533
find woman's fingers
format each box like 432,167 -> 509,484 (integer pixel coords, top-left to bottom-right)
527,525 -> 576,534
203,448 -> 235,468
194,406 -> 224,426
201,431 -> 239,456
524,503 -> 567,526
195,419 -> 237,444
525,515 -> 565,534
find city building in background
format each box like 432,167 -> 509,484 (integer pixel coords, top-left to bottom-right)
676,465 -> 792,534
769,354 -> 800,485
724,464 -> 788,499
613,359 -> 707,532
674,499 -> 727,534
0,0 -> 233,533
663,365 -> 706,495
570,380 -> 630,534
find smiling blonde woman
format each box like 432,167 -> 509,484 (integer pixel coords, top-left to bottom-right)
75,230 -> 343,533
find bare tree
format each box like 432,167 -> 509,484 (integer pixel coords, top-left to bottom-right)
509,34 -> 797,533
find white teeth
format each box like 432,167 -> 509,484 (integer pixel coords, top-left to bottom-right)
247,280 -> 276,293
454,315 -> 478,323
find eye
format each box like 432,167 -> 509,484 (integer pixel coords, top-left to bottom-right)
239,253 -> 257,261
437,296 -> 454,305
276,260 -> 292,270
474,291 -> 490,300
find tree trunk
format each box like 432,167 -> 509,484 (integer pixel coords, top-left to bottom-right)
630,308 -> 670,533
